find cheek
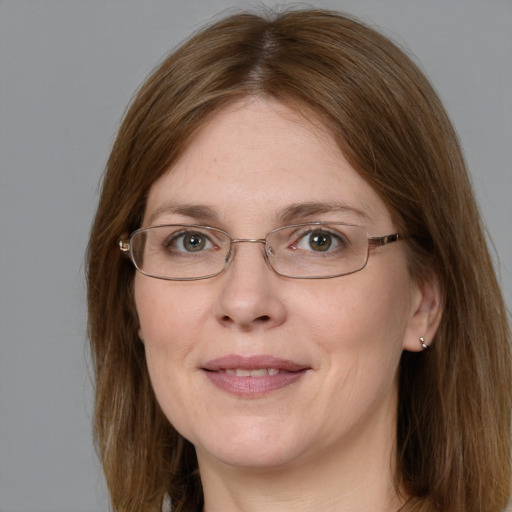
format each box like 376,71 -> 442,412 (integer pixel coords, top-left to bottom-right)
296,264 -> 412,399
134,278 -> 207,405
299,275 -> 410,352
134,277 -> 209,427
295,274 -> 410,428
135,276 -> 210,347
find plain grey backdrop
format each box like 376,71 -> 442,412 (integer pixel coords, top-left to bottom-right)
0,1 -> 511,511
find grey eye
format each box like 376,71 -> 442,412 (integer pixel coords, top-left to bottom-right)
165,231 -> 213,253
293,229 -> 347,253
182,233 -> 207,252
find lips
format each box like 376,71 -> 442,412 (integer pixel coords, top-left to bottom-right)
202,355 -> 309,398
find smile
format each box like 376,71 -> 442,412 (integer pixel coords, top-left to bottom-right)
202,355 -> 309,397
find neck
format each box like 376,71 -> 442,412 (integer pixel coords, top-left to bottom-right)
197,402 -> 406,512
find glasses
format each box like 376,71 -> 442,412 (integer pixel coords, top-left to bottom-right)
119,222 -> 401,281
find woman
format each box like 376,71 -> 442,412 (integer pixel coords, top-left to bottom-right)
87,8 -> 511,512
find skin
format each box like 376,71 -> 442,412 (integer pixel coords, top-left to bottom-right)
134,98 -> 442,512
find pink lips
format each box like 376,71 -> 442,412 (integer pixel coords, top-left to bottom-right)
202,355 -> 309,398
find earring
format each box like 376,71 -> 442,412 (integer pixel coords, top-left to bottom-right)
420,337 -> 429,350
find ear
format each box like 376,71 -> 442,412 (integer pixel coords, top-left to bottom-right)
402,273 -> 443,352
138,327 -> 145,344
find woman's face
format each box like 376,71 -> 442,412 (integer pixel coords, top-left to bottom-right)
135,98 -> 427,473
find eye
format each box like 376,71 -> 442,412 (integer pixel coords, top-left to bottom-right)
164,230 -> 214,253
292,228 -> 348,252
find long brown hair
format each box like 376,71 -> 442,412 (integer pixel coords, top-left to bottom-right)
87,9 -> 511,512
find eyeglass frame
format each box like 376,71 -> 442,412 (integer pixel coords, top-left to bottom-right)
119,222 -> 402,281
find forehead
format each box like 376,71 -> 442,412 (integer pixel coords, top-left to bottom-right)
143,98 -> 391,232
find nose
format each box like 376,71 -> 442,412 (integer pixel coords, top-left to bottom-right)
214,240 -> 287,331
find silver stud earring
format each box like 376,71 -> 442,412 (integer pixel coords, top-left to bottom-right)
420,337 -> 429,350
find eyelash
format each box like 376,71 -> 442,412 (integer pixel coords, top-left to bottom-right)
289,228 -> 349,253
157,224 -> 354,255
163,231 -> 216,253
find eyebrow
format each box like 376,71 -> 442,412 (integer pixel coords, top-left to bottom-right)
147,200 -> 369,226
148,203 -> 220,225
276,201 -> 370,224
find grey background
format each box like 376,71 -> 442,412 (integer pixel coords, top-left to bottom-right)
0,1 -> 510,511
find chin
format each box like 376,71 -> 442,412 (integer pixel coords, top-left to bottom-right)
188,416 -> 317,472
198,441 -> 304,471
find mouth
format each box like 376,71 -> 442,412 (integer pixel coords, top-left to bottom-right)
224,368 -> 280,377
202,355 -> 310,397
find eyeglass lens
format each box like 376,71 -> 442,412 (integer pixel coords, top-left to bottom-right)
129,223 -> 371,280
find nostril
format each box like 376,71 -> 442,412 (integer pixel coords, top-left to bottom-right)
221,314 -> 270,324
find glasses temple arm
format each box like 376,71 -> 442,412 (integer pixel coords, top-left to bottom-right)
368,233 -> 401,248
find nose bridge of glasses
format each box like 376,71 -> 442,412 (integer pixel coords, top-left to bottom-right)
230,238 -> 267,245
228,238 -> 268,255
226,238 -> 272,265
